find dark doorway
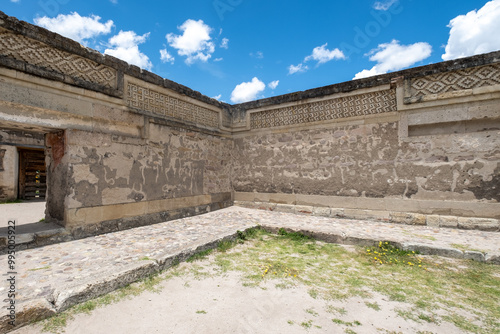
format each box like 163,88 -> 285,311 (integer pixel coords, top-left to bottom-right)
18,148 -> 46,200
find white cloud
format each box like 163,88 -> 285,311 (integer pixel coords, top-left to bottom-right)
268,80 -> 279,90
167,19 -> 215,64
105,31 -> 152,70
373,0 -> 398,11
34,12 -> 113,45
212,94 -> 222,100
442,0 -> 500,61
250,51 -> 264,59
288,63 -> 309,74
10,0 -> 20,3
304,43 -> 345,64
230,77 -> 266,103
220,38 -> 229,49
109,0 -> 118,3
353,40 -> 432,79
214,58 -> 223,62
289,43 -> 345,75
160,49 -> 175,64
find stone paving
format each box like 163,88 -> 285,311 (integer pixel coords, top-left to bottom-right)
1,206 -> 499,333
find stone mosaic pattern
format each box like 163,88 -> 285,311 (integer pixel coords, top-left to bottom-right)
126,83 -> 220,128
0,31 -> 117,89
410,64 -> 500,97
250,90 -> 396,129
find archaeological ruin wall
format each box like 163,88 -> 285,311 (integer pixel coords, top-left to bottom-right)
0,11 -> 499,235
232,57 -> 500,228
0,12 -> 233,236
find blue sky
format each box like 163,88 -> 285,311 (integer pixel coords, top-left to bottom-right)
2,0 -> 500,103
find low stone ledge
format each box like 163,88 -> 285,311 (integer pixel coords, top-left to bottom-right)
0,299 -> 56,334
259,225 -> 494,265
235,201 -> 500,232
485,254 -> 500,265
457,217 -> 500,231
2,226 -> 259,333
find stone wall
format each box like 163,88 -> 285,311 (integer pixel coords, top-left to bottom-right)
232,60 -> 500,220
0,11 -> 232,234
0,11 -> 498,234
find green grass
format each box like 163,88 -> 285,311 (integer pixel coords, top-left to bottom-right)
187,249 -> 213,262
28,266 -> 51,271
37,227 -> 500,334
365,301 -> 381,311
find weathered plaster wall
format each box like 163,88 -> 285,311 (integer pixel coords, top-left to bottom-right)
232,62 -> 500,219
0,11 -> 499,234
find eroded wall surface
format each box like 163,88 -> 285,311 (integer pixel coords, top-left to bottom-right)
0,12 -> 233,234
0,11 -> 499,234
232,63 -> 500,220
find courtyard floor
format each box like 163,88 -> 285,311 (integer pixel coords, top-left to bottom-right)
1,206 -> 499,333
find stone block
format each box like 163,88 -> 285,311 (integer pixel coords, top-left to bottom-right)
464,251 -> 485,262
389,212 -> 426,225
275,204 -> 295,214
458,217 -> 500,231
330,208 -> 345,218
294,205 -> 313,215
0,299 -> 56,334
485,254 -> 500,265
313,207 -> 331,217
439,216 -> 458,228
256,202 -> 277,211
426,215 -> 441,227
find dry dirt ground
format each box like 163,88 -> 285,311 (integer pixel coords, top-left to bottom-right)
11,230 -> 500,334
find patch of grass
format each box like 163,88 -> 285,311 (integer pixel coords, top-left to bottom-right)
287,320 -> 294,325
326,305 -> 347,315
139,256 -> 153,261
196,310 -> 207,314
259,261 -> 299,279
365,241 -> 424,268
41,313 -> 70,333
365,301 -> 381,311
306,308 -> 319,317
187,249 -> 213,262
332,318 -> 362,327
277,228 -> 312,241
217,240 -> 235,252
308,289 -> 319,299
38,225 -> 500,334
300,320 -> 313,329
39,218 -> 46,222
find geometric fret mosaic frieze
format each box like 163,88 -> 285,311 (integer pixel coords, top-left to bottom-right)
250,89 -> 397,129
410,64 -> 500,97
126,83 -> 220,129
0,31 -> 117,89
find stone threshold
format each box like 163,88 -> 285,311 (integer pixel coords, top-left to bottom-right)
235,201 -> 500,232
